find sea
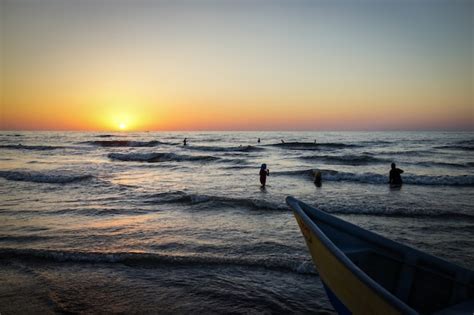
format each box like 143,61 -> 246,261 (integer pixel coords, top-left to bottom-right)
0,131 -> 473,314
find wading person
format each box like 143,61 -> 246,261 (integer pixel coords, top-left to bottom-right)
259,163 -> 269,188
389,163 -> 404,187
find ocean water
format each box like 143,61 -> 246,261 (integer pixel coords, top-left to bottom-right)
0,131 -> 473,314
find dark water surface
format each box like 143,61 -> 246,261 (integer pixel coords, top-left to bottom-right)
1,131 -> 473,313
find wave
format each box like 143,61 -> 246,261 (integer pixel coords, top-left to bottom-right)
412,161 -> 474,169
0,144 -> 65,151
186,145 -> 264,153
270,142 -> 359,150
0,134 -> 23,138
323,171 -> 474,186
271,169 -> 316,178
95,134 -> 114,138
300,154 -> 387,165
455,139 -> 474,145
401,174 -> 474,186
0,248 -> 317,275
321,206 -> 474,220
145,191 -> 288,211
435,145 -> 474,151
108,152 -> 219,163
50,207 -> 149,216
273,169 -> 474,186
85,140 -> 166,147
292,199 -> 474,219
0,235 -> 53,243
375,150 -> 433,157
199,138 -> 224,142
219,158 -> 251,165
359,140 -> 393,145
0,170 -> 94,184
221,165 -> 254,170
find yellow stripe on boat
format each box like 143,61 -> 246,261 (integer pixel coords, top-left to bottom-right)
294,213 -> 401,315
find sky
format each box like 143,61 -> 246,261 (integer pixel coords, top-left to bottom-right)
1,0 -> 473,131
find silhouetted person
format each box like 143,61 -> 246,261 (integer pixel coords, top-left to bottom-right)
259,163 -> 269,188
183,138 -> 187,146
281,139 -> 285,144
314,171 -> 322,187
258,138 -> 261,143
389,163 -> 404,186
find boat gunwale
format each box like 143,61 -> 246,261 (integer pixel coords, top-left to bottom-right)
291,197 -> 473,277
287,196 -> 419,315
288,197 -> 474,286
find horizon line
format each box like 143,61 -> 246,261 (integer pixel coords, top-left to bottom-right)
1,129 -> 473,133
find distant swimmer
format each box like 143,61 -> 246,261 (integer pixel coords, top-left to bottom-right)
258,138 -> 261,143
314,170 -> 322,187
281,139 -> 285,144
389,163 -> 404,186
183,138 -> 187,146
259,163 -> 270,188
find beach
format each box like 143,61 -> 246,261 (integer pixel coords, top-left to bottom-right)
0,131 -> 473,313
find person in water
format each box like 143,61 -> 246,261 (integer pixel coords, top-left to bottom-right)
389,163 -> 404,186
258,138 -> 261,143
259,163 -> 270,187
183,138 -> 187,146
314,170 -> 322,187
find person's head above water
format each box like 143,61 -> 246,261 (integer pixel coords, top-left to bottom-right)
261,163 -> 267,170
391,163 -> 396,169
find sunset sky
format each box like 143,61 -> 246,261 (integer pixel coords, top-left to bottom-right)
1,0 -> 473,131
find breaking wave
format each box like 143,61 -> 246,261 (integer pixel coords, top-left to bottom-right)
0,170 -> 94,184
273,169 -> 474,186
186,145 -> 264,153
412,161 -> 474,169
0,248 -> 317,275
455,139 -> 474,145
400,174 -> 474,186
144,191 -> 289,211
325,171 -> 474,186
271,169 -> 316,178
108,152 -> 219,163
85,140 -> 166,147
0,144 -> 65,151
271,142 -> 359,150
300,154 -> 387,165
375,150 -> 433,157
435,145 -> 474,151
221,165 -> 254,170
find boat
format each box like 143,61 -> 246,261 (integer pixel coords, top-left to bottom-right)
286,196 -> 474,315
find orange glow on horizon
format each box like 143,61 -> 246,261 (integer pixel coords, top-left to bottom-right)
1,0 -> 472,131
1,97 -> 473,131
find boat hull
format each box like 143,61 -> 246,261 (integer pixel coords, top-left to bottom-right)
288,196 -> 474,315
293,212 -> 402,315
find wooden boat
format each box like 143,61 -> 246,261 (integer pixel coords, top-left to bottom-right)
286,196 -> 474,315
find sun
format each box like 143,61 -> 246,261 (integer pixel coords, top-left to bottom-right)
119,122 -> 127,130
